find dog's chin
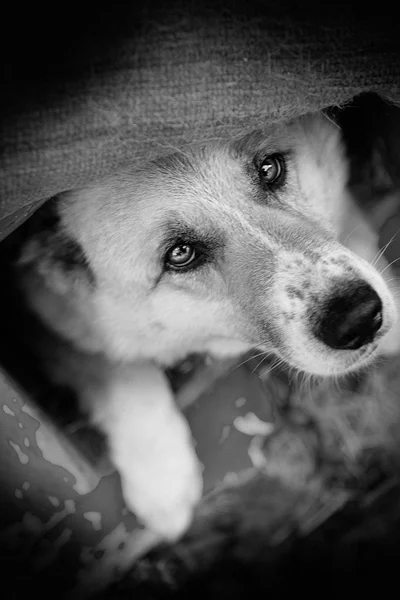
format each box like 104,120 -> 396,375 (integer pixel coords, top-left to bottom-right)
202,337 -> 379,379
189,330 -> 383,379
273,341 -> 380,379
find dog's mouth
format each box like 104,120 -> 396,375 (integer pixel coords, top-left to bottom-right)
357,341 -> 379,361
267,337 -> 382,379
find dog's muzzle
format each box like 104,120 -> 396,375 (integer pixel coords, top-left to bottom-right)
314,282 -> 383,351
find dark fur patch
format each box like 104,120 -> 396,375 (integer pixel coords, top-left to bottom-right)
3,196 -> 95,284
282,311 -> 295,321
285,286 -> 304,300
306,251 -> 323,263
51,232 -> 91,275
324,255 -> 351,268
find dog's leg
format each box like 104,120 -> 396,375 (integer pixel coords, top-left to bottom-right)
77,361 -> 203,541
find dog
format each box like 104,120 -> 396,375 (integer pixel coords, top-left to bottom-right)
4,113 -> 400,542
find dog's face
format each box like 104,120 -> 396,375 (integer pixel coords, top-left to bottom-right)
23,115 -> 397,376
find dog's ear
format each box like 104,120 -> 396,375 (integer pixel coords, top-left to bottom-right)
369,138 -> 393,193
11,196 -> 94,295
288,113 -> 350,231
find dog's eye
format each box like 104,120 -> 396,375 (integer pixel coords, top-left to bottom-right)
166,243 -> 197,270
259,154 -> 284,184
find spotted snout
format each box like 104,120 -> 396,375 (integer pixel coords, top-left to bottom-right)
271,247 -> 396,375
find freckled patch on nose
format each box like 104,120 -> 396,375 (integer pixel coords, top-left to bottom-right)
329,256 -> 352,269
320,257 -> 339,268
282,311 -> 295,321
309,293 -> 320,306
319,266 -> 330,277
293,258 -> 304,269
307,251 -> 323,263
285,286 -> 304,300
316,255 -> 359,286
320,255 -> 355,274
283,261 -> 313,278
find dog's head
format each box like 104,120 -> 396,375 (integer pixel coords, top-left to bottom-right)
21,114 -> 397,377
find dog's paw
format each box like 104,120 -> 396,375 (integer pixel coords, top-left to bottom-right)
118,420 -> 203,541
103,363 -> 203,541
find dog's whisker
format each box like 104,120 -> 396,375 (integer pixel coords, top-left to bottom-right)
372,236 -> 396,267
379,256 -> 400,276
372,229 -> 400,267
249,339 -> 272,352
251,352 -> 273,374
252,354 -> 284,377
288,365 -> 299,387
232,350 -> 271,371
299,370 -> 314,395
372,235 -> 398,267
342,223 -> 362,246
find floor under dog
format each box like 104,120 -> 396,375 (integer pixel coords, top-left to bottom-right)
1,92 -> 400,598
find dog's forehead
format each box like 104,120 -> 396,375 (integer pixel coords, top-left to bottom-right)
137,114 -> 340,209
135,137 -> 294,243
153,134 -> 290,204
149,146 -> 252,213
130,115 -> 343,242
230,127 -> 288,157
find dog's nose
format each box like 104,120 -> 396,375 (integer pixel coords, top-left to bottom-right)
315,283 -> 383,350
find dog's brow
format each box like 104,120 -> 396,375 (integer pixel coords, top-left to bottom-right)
231,131 -> 294,162
231,131 -> 266,156
158,218 -> 224,250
